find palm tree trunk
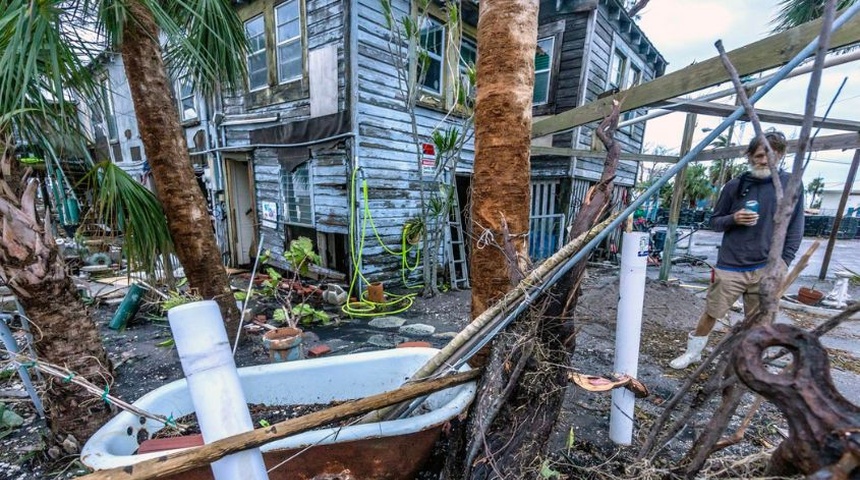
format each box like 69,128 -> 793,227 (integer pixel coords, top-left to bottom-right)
469,0 -> 536,318
119,0 -> 239,342
453,0 -> 538,477
0,145 -> 113,442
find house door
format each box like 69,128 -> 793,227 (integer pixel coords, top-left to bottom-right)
225,156 -> 256,266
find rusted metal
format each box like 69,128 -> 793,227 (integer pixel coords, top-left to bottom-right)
734,323 -> 860,478
140,426 -> 442,480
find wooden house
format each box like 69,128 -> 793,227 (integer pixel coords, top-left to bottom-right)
529,0 -> 666,259
73,0 -> 665,287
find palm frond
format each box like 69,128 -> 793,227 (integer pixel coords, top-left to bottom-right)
771,0 -> 857,32
82,161 -> 175,277
150,0 -> 249,96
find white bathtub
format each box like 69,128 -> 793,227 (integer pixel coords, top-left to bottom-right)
81,348 -> 476,479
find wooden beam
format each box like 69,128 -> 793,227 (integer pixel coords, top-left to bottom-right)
531,11 -> 860,138
658,99 -> 860,132
694,132 -> 860,161
530,146 -> 677,163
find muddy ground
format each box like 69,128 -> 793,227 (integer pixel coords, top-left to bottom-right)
0,260 -> 857,479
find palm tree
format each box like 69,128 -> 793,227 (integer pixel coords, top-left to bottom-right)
0,2 -> 116,441
807,175 -> 825,208
0,0 -> 247,439
105,0 -> 247,341
772,0 -> 858,31
683,162 -> 714,208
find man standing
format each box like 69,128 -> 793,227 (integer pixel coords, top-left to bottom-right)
670,131 -> 804,369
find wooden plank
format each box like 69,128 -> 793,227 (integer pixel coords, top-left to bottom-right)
658,99 -> 860,132
531,145 -> 677,163
532,11 -> 860,138
695,132 -> 860,161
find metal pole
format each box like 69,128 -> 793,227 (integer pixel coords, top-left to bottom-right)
819,149 -> 860,279
449,2 -> 860,369
660,113 -> 696,281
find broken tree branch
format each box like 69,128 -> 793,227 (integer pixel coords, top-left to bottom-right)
79,369 -> 480,480
715,40 -> 781,199
638,241 -> 818,461
3,350 -> 187,431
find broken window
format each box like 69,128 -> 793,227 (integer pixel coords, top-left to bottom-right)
281,161 -> 314,227
533,37 -> 555,106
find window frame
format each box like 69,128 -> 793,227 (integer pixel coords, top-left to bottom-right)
418,17 -> 446,96
99,77 -> 118,142
457,36 -> 477,105
245,14 -> 268,92
175,75 -> 199,122
606,35 -> 648,134
280,161 -> 315,227
238,0 -> 308,108
275,0 -> 303,85
532,20 -> 564,116
533,36 -> 555,106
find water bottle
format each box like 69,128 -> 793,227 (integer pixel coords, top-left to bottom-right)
744,200 -> 759,226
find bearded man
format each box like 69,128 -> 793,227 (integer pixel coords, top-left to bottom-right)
670,131 -> 805,369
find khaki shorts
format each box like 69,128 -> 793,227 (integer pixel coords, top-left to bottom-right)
705,267 -> 765,319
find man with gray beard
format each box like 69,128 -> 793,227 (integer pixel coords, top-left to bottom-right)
670,131 -> 805,369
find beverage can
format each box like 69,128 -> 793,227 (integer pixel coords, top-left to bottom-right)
744,200 -> 759,213
745,200 -> 759,226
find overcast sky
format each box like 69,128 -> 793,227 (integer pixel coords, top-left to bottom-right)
636,0 -> 860,185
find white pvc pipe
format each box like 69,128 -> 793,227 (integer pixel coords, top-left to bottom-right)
609,232 -> 649,445
168,301 -> 269,480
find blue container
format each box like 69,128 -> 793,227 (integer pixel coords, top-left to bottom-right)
744,200 -> 759,213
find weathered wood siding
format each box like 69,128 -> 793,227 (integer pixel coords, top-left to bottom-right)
535,0 -> 663,187
253,141 -> 349,272
573,1 -> 661,186
355,0 -> 475,280
219,0 -> 351,265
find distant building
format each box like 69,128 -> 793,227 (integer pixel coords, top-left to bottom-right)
819,181 -> 860,217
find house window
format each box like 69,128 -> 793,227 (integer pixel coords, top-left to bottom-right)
275,0 -> 302,84
458,37 -> 477,102
246,15 -> 268,91
609,50 -> 627,90
99,78 -> 118,141
533,37 -> 554,105
626,65 -> 642,89
419,18 -> 445,95
281,162 -> 313,226
176,76 -> 198,121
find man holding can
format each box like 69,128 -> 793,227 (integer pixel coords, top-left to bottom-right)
670,131 -> 805,369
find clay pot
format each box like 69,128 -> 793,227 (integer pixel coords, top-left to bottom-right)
797,287 -> 824,306
366,282 -> 385,304
262,327 -> 304,362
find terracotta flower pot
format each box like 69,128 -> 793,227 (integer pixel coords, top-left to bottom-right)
262,327 -> 304,362
366,282 -> 385,304
797,287 -> 824,306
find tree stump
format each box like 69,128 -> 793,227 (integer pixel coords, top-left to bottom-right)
733,323 -> 860,479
